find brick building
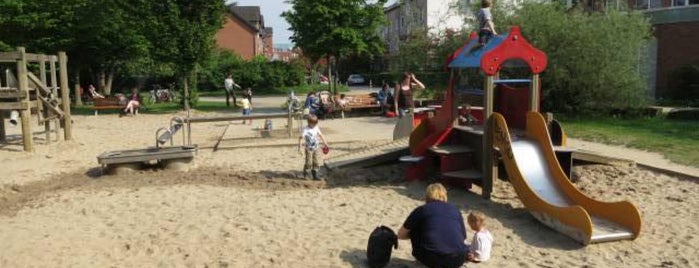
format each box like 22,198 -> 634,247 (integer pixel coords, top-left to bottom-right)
641,6 -> 699,99
215,5 -> 273,60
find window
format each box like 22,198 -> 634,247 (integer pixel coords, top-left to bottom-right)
650,0 -> 663,8
673,0 -> 686,6
635,0 -> 649,9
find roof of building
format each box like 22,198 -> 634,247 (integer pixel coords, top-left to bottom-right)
264,27 -> 273,36
231,6 -> 263,27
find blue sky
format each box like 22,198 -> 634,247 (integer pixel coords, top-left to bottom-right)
229,0 -> 398,46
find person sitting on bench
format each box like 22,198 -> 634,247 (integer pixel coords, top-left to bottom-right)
123,87 -> 141,116
88,84 -> 105,99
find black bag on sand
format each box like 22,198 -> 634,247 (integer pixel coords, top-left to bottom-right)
367,225 -> 399,268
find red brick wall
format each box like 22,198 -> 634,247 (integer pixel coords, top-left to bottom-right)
215,16 -> 257,60
654,21 -> 699,98
264,34 -> 274,59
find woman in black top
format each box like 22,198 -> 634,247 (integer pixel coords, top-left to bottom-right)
398,183 -> 467,268
393,72 -> 425,117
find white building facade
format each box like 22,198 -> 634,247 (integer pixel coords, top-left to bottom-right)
382,0 -> 471,56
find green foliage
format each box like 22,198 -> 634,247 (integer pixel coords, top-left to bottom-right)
283,0 -> 387,61
493,2 -> 652,113
0,0 -> 225,108
199,52 -> 307,93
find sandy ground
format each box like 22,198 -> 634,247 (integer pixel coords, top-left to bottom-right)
0,109 -> 697,267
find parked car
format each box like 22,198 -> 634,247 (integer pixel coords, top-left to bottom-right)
347,74 -> 365,85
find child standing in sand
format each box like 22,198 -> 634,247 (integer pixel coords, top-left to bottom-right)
298,115 -> 328,180
240,92 -> 252,125
467,210 -> 494,263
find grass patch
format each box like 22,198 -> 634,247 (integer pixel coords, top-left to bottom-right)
558,115 -> 699,167
73,101 -> 234,115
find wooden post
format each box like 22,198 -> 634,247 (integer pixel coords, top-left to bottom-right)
50,57 -> 60,141
17,47 -> 33,152
183,77 -> 190,112
39,59 -> 51,144
530,74 -> 540,112
58,52 -> 72,141
482,75 -> 496,199
0,112 -> 5,142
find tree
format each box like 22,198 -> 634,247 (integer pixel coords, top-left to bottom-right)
283,0 -> 387,92
140,0 -> 225,109
0,0 -> 225,109
502,3 -> 652,113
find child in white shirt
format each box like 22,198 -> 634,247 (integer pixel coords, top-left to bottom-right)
298,115 -> 328,180
467,210 -> 494,263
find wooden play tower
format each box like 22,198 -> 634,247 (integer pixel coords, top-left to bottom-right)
402,26 -> 562,199
0,47 -> 72,152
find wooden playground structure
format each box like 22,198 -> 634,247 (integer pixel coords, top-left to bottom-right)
391,26 -> 642,245
0,47 -> 72,152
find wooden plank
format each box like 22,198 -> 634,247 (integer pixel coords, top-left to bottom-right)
0,52 -> 20,61
0,101 -> 33,110
25,53 -> 53,62
0,90 -> 26,99
176,113 -> 297,124
58,52 -> 71,141
27,72 -> 51,96
38,96 -> 64,117
572,150 -> 636,167
429,144 -> 474,155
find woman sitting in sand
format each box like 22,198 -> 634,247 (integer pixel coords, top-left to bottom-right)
397,183 -> 467,268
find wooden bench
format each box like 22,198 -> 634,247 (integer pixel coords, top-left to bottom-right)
338,93 -> 380,118
92,97 -> 125,116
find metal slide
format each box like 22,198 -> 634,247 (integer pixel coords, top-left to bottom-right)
490,112 -> 642,245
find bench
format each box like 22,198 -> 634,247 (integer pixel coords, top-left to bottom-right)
92,97 -> 125,116
337,93 -> 381,118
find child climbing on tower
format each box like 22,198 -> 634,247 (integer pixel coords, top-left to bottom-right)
298,114 -> 328,180
477,0 -> 498,46
466,210 -> 494,263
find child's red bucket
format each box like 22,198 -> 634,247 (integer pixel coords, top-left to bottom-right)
322,145 -> 330,155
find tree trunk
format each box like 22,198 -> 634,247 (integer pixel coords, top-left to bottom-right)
183,76 -> 190,111
105,70 -> 114,95
98,70 -> 107,95
73,71 -> 83,106
327,55 -> 333,94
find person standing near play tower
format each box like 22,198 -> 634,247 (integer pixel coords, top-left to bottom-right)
393,72 -> 425,118
224,74 -> 241,107
477,0 -> 498,45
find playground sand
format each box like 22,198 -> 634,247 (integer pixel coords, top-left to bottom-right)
0,112 -> 697,267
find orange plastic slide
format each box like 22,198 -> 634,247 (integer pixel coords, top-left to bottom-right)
490,112 -> 641,245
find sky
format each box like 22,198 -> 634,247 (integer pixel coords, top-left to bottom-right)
229,0 -> 398,47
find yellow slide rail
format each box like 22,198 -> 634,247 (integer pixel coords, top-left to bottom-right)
490,112 -> 641,245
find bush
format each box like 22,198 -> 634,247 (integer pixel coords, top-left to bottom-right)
199,51 -> 306,93
496,2 -> 653,114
